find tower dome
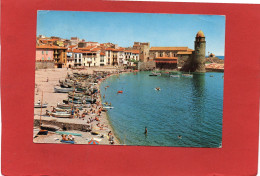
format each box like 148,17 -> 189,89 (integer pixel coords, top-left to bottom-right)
196,30 -> 205,37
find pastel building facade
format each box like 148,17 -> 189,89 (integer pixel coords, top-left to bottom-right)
35,46 -> 54,69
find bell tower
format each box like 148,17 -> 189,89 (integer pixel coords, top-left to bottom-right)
193,30 -> 206,72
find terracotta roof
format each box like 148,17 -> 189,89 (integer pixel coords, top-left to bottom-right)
150,47 -> 188,51
72,49 -> 83,53
132,50 -> 139,54
68,45 -> 77,49
187,48 -> 194,52
105,48 -> 114,51
100,52 -> 105,56
177,51 -> 193,55
79,46 -> 93,51
91,48 -> 101,52
154,57 -> 178,60
36,45 -> 67,49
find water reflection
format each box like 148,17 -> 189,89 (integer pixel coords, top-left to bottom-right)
191,73 -> 206,122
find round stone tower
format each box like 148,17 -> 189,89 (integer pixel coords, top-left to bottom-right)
193,30 -> 206,72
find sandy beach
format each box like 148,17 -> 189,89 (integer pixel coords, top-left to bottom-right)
33,66 -> 124,145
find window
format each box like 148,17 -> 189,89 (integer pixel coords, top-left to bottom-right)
48,57 -> 50,60
79,54 -> 81,58
75,54 -> 77,58
42,57 -> 44,60
42,51 -> 44,55
46,51 -> 48,55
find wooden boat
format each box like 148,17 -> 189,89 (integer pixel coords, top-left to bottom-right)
57,104 -> 83,110
50,112 -> 72,118
37,91 -> 49,135
170,75 -> 180,78
54,87 -> 74,93
182,74 -> 193,78
37,129 -> 48,135
34,103 -> 48,108
117,91 -> 123,94
103,106 -> 114,109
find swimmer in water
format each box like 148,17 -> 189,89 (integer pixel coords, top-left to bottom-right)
144,127 -> 148,135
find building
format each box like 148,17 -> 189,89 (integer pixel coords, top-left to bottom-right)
35,46 -> 54,69
133,42 -> 150,62
149,47 -> 193,69
181,30 -> 206,72
36,45 -> 67,69
148,30 -> 206,71
72,49 -> 83,67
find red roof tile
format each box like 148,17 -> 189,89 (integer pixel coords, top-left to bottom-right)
150,47 -> 188,51
36,45 -> 67,49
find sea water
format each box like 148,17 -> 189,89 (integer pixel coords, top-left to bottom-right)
100,72 -> 223,148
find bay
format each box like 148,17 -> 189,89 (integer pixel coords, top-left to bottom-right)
100,71 -> 223,148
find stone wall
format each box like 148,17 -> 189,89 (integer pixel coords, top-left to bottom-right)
177,55 -> 192,68
35,61 -> 55,69
138,61 -> 156,70
34,119 -> 91,131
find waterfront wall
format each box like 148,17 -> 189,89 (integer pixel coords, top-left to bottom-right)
34,119 -> 91,131
138,61 -> 156,70
35,61 -> 55,69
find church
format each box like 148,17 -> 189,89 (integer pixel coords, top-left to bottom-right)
149,30 -> 206,72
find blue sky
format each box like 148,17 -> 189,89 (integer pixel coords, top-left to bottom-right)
37,11 -> 225,55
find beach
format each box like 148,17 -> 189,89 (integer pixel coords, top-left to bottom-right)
33,66 -> 124,145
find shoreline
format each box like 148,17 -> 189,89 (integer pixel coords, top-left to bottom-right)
33,66 -> 129,145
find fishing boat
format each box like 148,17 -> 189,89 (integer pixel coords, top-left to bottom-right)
57,104 -> 83,110
54,87 -> 74,93
103,106 -> 114,109
54,107 -> 72,112
170,75 -> 180,78
50,112 -> 72,118
34,103 -> 48,108
37,91 -> 48,135
182,71 -> 193,78
182,74 -> 193,78
149,72 -> 161,76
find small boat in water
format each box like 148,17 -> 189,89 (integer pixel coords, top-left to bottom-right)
182,74 -> 193,78
103,106 -> 114,109
170,75 -> 180,78
149,72 -> 161,76
117,91 -> 123,94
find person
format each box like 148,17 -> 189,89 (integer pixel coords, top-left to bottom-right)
178,135 -> 182,139
37,100 -> 41,104
62,134 -> 67,141
103,94 -> 105,99
144,127 -> 148,135
46,77 -> 49,82
108,131 -> 112,137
